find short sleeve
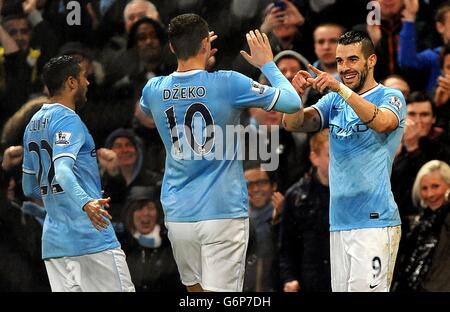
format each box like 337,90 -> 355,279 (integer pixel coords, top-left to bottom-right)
379,89 -> 406,128
311,93 -> 334,129
228,71 -> 280,111
51,114 -> 85,161
140,81 -> 153,117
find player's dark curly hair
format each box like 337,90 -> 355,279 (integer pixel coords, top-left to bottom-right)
338,31 -> 375,59
168,13 -> 209,60
42,55 -> 81,97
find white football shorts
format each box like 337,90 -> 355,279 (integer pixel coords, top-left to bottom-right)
166,218 -> 249,292
45,247 -> 135,292
330,226 -> 401,292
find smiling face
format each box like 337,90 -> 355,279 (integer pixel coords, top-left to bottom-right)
336,43 -> 374,93
111,137 -> 137,168
244,168 -> 275,209
420,171 -> 450,211
133,201 -> 158,234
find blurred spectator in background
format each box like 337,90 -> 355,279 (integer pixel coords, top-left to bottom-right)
391,91 -> 450,238
433,43 -> 450,137
399,0 -> 450,94
0,93 -> 49,291
120,186 -> 183,292
100,0 -> 163,71
244,164 -> 282,292
279,129 -> 331,292
233,0 -> 313,80
354,0 -> 433,90
249,50 -> 311,193
382,74 -> 411,99
392,160 -> 450,292
0,1 -> 57,126
132,101 -> 165,175
302,22 -> 345,107
99,128 -> 162,234
104,16 -> 172,102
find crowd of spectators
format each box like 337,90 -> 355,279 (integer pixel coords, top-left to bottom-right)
1,0 -> 449,292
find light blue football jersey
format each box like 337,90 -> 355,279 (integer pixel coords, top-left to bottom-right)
22,104 -> 119,259
313,84 -> 405,231
140,62 -> 300,222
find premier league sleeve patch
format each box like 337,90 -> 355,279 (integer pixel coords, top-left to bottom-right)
388,96 -> 402,111
251,81 -> 268,95
55,131 -> 71,146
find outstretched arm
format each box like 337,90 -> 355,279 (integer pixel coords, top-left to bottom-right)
307,64 -> 399,133
54,156 -> 112,230
240,29 -> 301,113
282,70 -> 322,132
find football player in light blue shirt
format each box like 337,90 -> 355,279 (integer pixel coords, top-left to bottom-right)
22,55 -> 134,292
283,31 -> 405,292
140,14 -> 301,292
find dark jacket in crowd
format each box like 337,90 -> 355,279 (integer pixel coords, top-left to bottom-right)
279,172 -> 331,292
120,230 -> 183,292
392,204 -> 450,292
244,202 -> 280,292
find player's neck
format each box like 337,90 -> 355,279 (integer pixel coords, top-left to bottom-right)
176,55 -> 206,72
49,96 -> 75,111
356,77 -> 378,95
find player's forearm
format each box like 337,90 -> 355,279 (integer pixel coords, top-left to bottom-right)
54,157 -> 93,210
282,108 -> 304,132
261,61 -> 302,113
22,172 -> 42,199
345,93 -> 395,133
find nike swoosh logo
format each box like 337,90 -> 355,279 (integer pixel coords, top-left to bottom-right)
369,284 -> 378,289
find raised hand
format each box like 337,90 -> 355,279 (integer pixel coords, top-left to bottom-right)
308,64 -> 340,93
22,0 -> 37,15
271,191 -> 284,223
97,148 -> 119,176
260,4 -> 286,33
1,145 -> 24,170
206,31 -> 218,70
434,74 -> 450,107
284,0 -> 305,27
291,70 -> 312,95
402,0 -> 419,21
83,197 -> 112,231
240,29 -> 273,68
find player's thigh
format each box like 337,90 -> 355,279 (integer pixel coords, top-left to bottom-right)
45,258 -> 82,292
78,248 -> 135,292
346,226 -> 401,292
166,221 -> 202,286
330,231 -> 351,292
199,218 -> 249,292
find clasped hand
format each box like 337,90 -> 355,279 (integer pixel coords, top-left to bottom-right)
292,64 -> 340,95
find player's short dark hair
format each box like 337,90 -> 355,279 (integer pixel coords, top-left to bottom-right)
42,55 -> 81,97
407,91 -> 436,116
168,13 -> 209,60
338,30 -> 375,59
